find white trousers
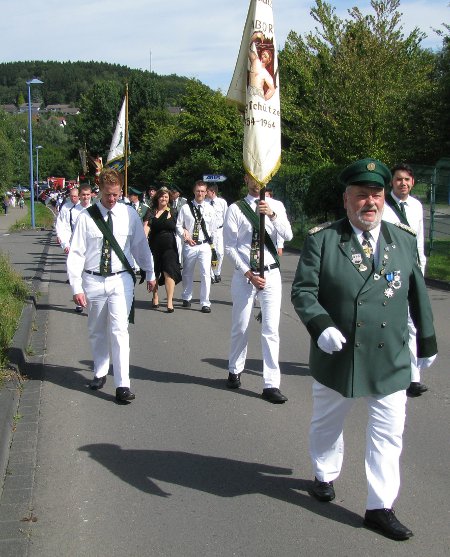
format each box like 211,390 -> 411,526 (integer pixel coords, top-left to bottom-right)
83,272 -> 134,388
310,381 -> 407,509
182,242 -> 212,306
211,228 -> 224,278
228,269 -> 282,388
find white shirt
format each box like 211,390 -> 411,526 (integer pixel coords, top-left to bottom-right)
67,200 -> 155,295
224,195 -> 293,274
55,202 -> 84,250
176,201 -> 217,243
207,196 -> 228,228
382,193 -> 426,273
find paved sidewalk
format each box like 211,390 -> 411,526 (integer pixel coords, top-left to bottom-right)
0,205 -> 53,555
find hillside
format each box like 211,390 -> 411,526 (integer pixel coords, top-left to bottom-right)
0,60 -> 191,106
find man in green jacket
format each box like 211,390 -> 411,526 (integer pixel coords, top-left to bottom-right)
291,158 -> 437,541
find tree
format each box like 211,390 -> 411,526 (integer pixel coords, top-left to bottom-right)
279,0 -> 436,169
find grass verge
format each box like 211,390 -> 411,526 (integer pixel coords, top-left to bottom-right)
0,253 -> 29,387
10,200 -> 55,231
426,239 -> 450,282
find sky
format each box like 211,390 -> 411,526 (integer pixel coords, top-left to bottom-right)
0,0 -> 448,92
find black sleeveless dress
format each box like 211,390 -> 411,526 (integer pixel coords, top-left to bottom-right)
147,210 -> 182,286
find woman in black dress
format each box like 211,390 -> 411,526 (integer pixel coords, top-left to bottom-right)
143,187 -> 181,312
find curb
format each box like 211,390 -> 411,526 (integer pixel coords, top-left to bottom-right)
0,376 -> 21,495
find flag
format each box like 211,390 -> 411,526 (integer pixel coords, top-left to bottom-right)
106,97 -> 130,171
227,0 -> 281,186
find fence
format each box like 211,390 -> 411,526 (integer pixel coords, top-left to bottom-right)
411,163 -> 450,254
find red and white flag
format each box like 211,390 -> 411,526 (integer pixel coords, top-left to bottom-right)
227,0 -> 281,186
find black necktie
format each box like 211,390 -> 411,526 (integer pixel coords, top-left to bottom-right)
100,211 -> 113,275
69,205 -> 76,231
399,201 -> 406,216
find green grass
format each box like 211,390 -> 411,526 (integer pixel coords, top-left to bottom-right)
426,239 -> 450,282
10,200 -> 56,231
0,253 -> 29,385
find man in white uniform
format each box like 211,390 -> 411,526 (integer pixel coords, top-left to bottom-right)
55,187 -> 80,248
206,183 -> 228,283
382,163 -> 428,397
56,184 -> 92,313
67,169 -> 156,403
224,173 -> 293,403
176,181 -> 216,313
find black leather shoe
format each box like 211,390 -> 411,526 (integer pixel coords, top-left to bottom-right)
311,477 -> 335,502
364,509 -> 413,540
227,373 -> 241,389
215,275 -> 221,283
167,307 -> 174,313
89,376 -> 106,390
182,300 -> 191,308
406,382 -> 428,397
261,388 -> 288,404
115,387 -> 136,403
201,306 -> 211,313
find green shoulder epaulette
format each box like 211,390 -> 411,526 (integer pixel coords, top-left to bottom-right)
308,222 -> 332,235
394,222 -> 416,236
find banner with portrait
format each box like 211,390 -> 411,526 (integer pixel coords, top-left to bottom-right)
227,0 -> 281,186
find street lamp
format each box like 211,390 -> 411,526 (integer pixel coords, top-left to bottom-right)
27,78 -> 44,229
35,145 -> 43,189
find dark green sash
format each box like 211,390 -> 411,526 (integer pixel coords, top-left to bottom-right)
87,204 -> 137,323
236,199 -> 280,269
385,193 -> 410,226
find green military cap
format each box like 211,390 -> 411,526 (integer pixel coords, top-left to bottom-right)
339,158 -> 391,188
128,186 -> 142,195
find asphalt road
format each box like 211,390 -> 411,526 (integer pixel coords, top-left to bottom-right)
0,216 -> 449,557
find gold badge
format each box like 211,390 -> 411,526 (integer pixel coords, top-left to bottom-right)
367,162 -> 376,171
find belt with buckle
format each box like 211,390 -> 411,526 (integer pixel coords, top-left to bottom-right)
84,269 -> 127,277
250,263 -> 279,272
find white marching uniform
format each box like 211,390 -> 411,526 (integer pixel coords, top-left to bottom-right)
207,196 -> 228,279
224,195 -> 293,388
67,201 -> 155,387
55,202 -> 84,250
176,201 -> 217,307
383,193 -> 426,383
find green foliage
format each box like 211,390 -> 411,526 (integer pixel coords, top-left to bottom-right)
303,164 -> 347,221
0,253 -> 29,368
279,0 -> 437,169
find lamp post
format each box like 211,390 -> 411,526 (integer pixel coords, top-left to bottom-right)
27,78 -> 43,229
35,145 -> 43,189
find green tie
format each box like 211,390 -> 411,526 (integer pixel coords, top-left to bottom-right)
399,201 -> 406,216
362,231 -> 374,270
100,210 -> 113,275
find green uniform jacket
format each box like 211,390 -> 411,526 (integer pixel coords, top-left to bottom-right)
291,218 -> 437,398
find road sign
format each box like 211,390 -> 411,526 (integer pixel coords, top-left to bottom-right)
203,174 -> 227,183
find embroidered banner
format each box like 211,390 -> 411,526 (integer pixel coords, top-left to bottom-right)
227,0 -> 281,186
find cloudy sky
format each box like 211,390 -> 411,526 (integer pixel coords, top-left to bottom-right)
0,0 -> 448,91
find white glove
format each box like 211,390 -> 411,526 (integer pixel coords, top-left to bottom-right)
417,354 -> 437,370
317,327 -> 347,354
